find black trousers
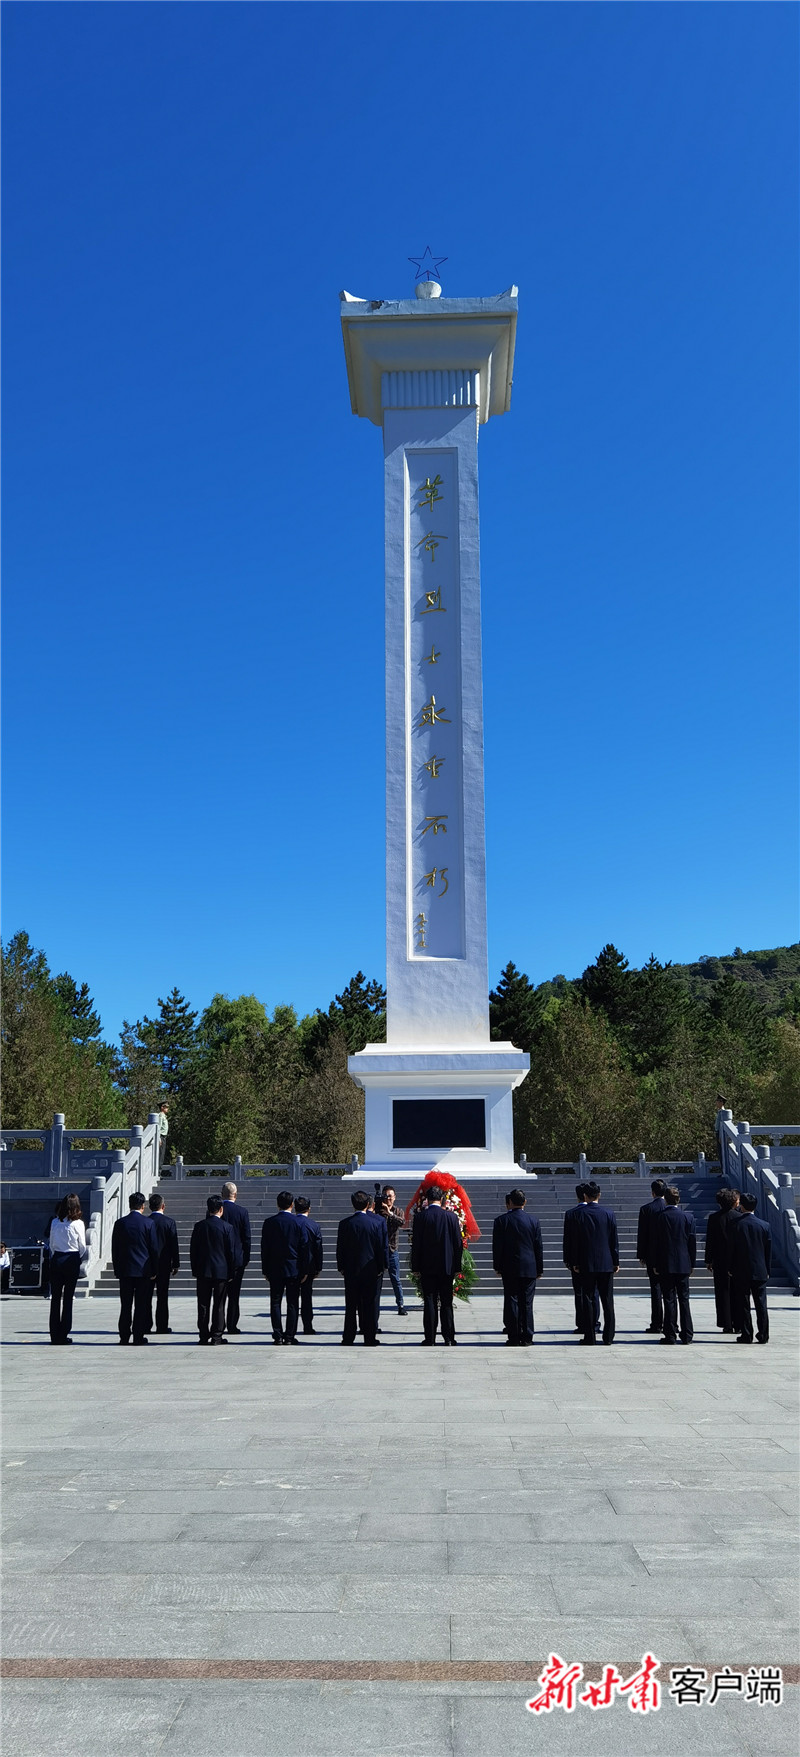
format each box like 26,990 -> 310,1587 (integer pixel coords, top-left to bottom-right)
728,1272 -> 745,1332
373,1272 -> 384,1333
196,1276 -> 228,1341
421,1272 -> 456,1344
503,1275 -> 536,1343
300,1276 -> 316,1332
1,1266 -> 9,1293
735,1278 -> 769,1342
571,1269 -> 600,1329
227,1266 -> 245,1331
146,1271 -> 173,1333
661,1272 -> 693,1342
342,1269 -> 379,1344
49,1252 -> 81,1342
711,1265 -> 732,1329
579,1271 -> 615,1343
119,1274 -> 152,1343
268,1275 -> 300,1341
645,1264 -> 664,1329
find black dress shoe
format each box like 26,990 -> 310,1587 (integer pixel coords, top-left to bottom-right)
133,1337 -> 149,1345
421,1339 -> 435,1345
289,1337 -> 300,1345
397,1309 -> 408,1317
756,1336 -> 769,1344
303,1327 -> 316,1334
198,1338 -> 210,1345
736,1336 -> 753,1344
227,1327 -> 241,1335
660,1338 -> 676,1345
645,1325 -> 660,1333
273,1337 -> 284,1345
157,1328 -> 173,1335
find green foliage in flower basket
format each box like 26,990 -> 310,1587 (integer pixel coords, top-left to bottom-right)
408,1247 -> 477,1303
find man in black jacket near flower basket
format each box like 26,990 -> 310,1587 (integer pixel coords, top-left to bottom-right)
492,1189 -> 543,1346
411,1187 -> 463,1346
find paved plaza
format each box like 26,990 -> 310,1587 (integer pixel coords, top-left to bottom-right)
1,1288 -> 798,1755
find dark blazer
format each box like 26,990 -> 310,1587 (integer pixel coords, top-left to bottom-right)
492,1209 -> 543,1279
562,1202 -> 586,1267
637,1197 -> 667,1262
296,1213 -> 323,1278
570,1203 -> 619,1273
190,1216 -> 237,1281
112,1211 -> 160,1280
411,1204 -> 463,1279
148,1211 -> 180,1276
260,1211 -> 309,1281
336,1211 -> 388,1278
731,1213 -> 772,1283
221,1200 -> 249,1268
653,1205 -> 696,1276
704,1208 -> 727,1269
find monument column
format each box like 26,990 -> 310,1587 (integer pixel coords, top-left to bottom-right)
341,266 -> 529,1178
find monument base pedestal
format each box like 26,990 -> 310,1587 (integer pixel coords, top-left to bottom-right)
346,1042 -> 530,1181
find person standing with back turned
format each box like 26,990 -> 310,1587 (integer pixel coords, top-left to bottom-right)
48,1194 -> 89,1345
220,1181 -> 251,1335
411,1185 -> 463,1347
294,1194 -> 324,1334
261,1191 -> 309,1345
730,1192 -> 772,1344
147,1193 -> 180,1334
653,1186 -> 696,1345
636,1178 -> 668,1334
492,1189 -> 543,1346
570,1182 -> 619,1345
336,1189 -> 387,1346
190,1195 -> 238,1345
112,1192 -> 160,1346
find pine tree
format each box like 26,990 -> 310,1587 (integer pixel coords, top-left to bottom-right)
144,988 -> 198,1093
303,972 -> 386,1062
489,962 -> 546,1051
579,944 -> 632,1030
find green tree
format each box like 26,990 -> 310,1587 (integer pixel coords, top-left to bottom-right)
1,931 -> 123,1128
579,943 -> 632,1031
515,995 -> 639,1160
303,972 -> 386,1063
625,956 -> 696,1074
142,988 -> 198,1093
707,972 -> 771,1063
490,962 -> 546,1052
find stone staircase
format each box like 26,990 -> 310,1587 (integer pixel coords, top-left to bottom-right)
90,1173 -> 796,1298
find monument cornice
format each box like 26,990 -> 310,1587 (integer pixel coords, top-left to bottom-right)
340,291 -> 518,426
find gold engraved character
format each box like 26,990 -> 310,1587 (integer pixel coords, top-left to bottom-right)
421,588 -> 445,614
424,754 -> 445,778
417,531 -> 446,562
423,868 -> 449,897
421,816 -> 448,837
415,912 -> 428,949
423,644 -> 441,665
418,475 -> 443,511
419,695 -> 450,727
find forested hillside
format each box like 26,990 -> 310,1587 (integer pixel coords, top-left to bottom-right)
2,930 -> 798,1163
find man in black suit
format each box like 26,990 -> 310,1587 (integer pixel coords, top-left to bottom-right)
570,1182 -> 619,1345
492,1189 -> 543,1346
336,1189 -> 388,1345
563,1184 -> 600,1334
146,1193 -> 180,1334
220,1180 -> 251,1335
494,1193 -> 514,1336
190,1195 -> 238,1344
411,1186 -> 463,1346
636,1178 -> 668,1334
731,1192 -> 772,1343
260,1191 -> 309,1345
653,1186 -> 696,1345
704,1186 -> 739,1332
111,1192 -> 160,1345
295,1194 -> 323,1334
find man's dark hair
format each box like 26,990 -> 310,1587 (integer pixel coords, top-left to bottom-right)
277,1190 -> 294,1210
149,1194 -> 164,1211
129,1192 -> 146,1211
651,1179 -> 667,1197
207,1195 -> 223,1214
575,1183 -> 586,1200
585,1181 -> 601,1201
717,1187 -> 737,1210
717,1093 -> 726,1104
351,1189 -> 370,1210
739,1192 -> 758,1212
505,1193 -> 514,1207
294,1194 -> 310,1213
508,1189 -> 526,1207
664,1186 -> 681,1206
426,1186 -> 443,1204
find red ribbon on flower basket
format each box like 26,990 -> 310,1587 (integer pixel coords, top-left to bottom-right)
403,1170 -> 481,1240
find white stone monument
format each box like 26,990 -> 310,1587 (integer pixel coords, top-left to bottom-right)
341,258 -> 529,1179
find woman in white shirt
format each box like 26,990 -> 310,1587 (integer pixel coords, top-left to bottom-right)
48,1194 -> 88,1344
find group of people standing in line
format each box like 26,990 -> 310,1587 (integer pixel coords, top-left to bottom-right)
40,1174 -> 774,1350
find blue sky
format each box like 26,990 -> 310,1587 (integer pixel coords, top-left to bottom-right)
3,1 -> 797,1041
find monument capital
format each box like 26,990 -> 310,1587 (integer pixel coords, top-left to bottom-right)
339,289 -> 518,426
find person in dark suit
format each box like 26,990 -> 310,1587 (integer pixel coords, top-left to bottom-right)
190,1194 -> 238,1344
336,1189 -> 388,1345
704,1186 -> 739,1332
411,1186 -> 463,1346
494,1193 -> 514,1336
146,1193 -> 180,1334
563,1185 -> 600,1334
492,1189 -> 543,1345
653,1186 -> 696,1345
260,1191 -> 309,1345
570,1182 -> 619,1345
220,1180 -> 251,1335
636,1178 -> 667,1333
730,1192 -> 772,1343
111,1192 -> 160,1345
295,1194 -> 323,1334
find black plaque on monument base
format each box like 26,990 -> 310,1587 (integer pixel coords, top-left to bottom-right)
392,1099 -> 486,1151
